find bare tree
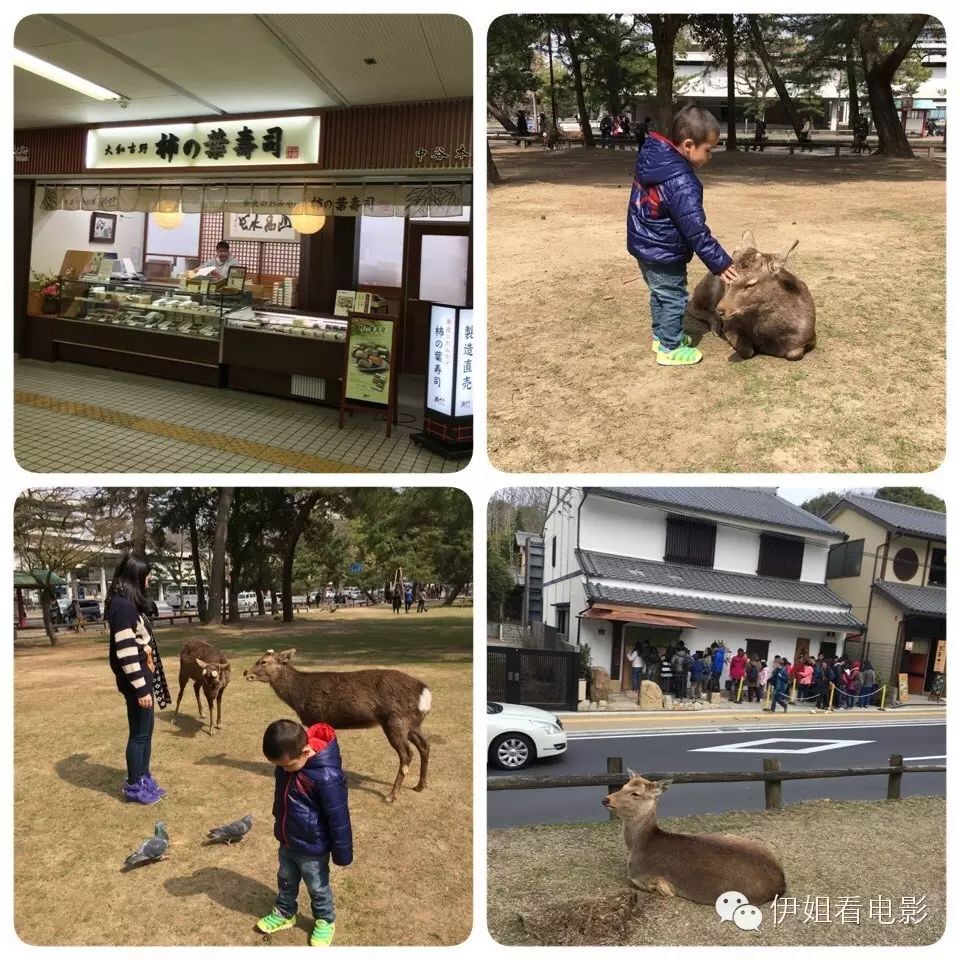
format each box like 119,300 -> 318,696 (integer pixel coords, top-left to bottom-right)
646,14 -> 688,132
747,17 -> 805,137
204,487 -> 233,626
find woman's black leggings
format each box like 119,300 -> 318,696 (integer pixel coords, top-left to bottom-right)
124,692 -> 155,783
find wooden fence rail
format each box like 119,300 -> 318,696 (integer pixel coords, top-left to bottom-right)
488,754 -> 945,812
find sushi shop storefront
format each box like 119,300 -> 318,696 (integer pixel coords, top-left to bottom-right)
14,101 -> 473,430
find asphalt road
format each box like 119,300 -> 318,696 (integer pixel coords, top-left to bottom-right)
487,719 -> 946,828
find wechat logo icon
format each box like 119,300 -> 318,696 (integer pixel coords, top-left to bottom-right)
716,890 -> 764,931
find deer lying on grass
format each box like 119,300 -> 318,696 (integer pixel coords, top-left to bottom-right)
243,648 -> 431,803
175,638 -> 231,736
603,772 -> 786,905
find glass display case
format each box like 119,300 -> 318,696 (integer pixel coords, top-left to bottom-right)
58,277 -> 248,342
225,307 -> 347,342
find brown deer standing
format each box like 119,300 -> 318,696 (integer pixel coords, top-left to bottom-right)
175,638 -> 231,736
603,772 -> 785,904
243,648 -> 431,803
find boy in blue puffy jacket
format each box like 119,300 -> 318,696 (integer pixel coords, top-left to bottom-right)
627,104 -> 740,366
257,719 -> 353,946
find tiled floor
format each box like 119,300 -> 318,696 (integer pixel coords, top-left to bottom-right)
14,359 -> 462,474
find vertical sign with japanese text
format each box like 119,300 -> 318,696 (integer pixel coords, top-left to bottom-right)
427,305 -> 457,416
455,308 -> 474,417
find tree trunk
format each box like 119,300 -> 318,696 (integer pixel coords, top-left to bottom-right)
131,489 -> 149,555
269,587 -> 277,615
858,14 -> 928,158
228,566 -> 240,623
255,587 -> 265,616
41,592 -> 57,645
487,142 -> 503,185
649,15 -> 684,134
561,17 -> 594,146
546,29 -> 559,130
443,582 -> 466,606
362,588 -> 377,605
205,487 -> 233,625
487,100 -> 517,132
281,493 -> 323,623
845,39 -> 860,131
188,511 -> 207,620
725,16 -> 738,150
748,17 -> 804,136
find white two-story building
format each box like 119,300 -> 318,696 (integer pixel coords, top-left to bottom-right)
542,487 -> 863,692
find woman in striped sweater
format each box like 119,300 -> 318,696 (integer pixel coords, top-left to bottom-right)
107,554 -> 170,805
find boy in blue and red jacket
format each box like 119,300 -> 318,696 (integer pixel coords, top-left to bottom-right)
257,720 -> 353,947
627,104 -> 740,366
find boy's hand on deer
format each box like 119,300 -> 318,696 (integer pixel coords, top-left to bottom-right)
718,265 -> 740,283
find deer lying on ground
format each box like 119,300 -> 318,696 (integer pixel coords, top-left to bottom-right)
689,230 -> 816,361
175,638 -> 231,736
243,648 -> 431,803
603,772 -> 786,905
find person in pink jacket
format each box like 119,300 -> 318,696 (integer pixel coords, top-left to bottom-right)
798,658 -> 814,703
728,648 -> 748,702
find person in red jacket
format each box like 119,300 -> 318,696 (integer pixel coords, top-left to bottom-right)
728,648 -> 748,702
257,719 -> 353,946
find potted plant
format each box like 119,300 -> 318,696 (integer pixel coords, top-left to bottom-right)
578,642 -> 593,702
30,271 -> 60,314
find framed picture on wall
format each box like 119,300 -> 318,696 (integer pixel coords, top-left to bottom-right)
89,212 -> 117,244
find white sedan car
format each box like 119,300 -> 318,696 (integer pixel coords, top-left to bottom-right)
487,701 -> 567,770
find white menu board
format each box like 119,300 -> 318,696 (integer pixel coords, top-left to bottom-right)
426,305 -> 457,416
455,309 -> 474,417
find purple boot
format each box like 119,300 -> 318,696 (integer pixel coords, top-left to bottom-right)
123,776 -> 162,805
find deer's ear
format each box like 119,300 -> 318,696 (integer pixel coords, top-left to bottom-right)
771,239 -> 799,273
277,648 -> 297,663
195,658 -> 207,669
652,778 -> 674,795
626,767 -> 639,779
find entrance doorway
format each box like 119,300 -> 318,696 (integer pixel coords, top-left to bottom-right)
621,625 -> 682,691
403,223 -> 472,374
794,637 -> 811,664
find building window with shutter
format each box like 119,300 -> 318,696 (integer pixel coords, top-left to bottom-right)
664,516 -> 717,568
827,539 -> 864,579
551,536 -> 557,568
757,533 -> 804,580
929,548 -> 946,587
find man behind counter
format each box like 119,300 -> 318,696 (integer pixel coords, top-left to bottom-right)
197,240 -> 239,280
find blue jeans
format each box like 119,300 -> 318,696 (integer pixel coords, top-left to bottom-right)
632,667 -> 642,691
123,691 -> 154,783
276,847 -> 334,922
637,259 -> 689,350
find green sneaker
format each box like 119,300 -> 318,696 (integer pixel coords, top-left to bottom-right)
257,909 -> 297,934
651,333 -> 692,353
656,343 -> 702,366
310,919 -> 336,947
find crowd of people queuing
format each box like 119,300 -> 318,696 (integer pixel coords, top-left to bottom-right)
627,639 -> 881,711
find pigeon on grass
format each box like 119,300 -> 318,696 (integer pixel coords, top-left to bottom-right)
121,822 -> 169,871
205,814 -> 254,845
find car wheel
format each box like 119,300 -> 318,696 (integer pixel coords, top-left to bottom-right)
490,733 -> 536,770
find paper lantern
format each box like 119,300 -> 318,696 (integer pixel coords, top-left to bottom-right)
154,210 -> 184,230
290,213 -> 326,235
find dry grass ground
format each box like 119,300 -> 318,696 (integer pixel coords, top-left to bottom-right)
488,144 -> 945,472
488,795 -> 944,946
14,606 -> 472,946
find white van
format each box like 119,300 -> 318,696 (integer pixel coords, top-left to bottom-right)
237,591 -> 259,612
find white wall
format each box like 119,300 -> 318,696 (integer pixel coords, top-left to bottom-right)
714,525 -> 759,575
542,489 -> 584,633
801,543 -> 829,584
30,198 -> 146,276
580,496 -> 666,560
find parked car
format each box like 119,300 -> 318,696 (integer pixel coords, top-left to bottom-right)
237,591 -> 259,613
486,701 -> 567,770
68,598 -> 102,622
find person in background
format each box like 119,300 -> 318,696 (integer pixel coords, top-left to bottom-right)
659,646 -> 674,694
752,116 -> 767,151
769,658 -> 790,713
745,653 -> 762,702
799,116 -> 814,151
757,659 -> 770,704
600,113 -> 614,148
515,110 -> 529,146
847,660 -> 863,709
813,656 -> 830,709
416,585 -> 427,613
642,641 -> 660,681
859,659 -> 877,707
538,112 -> 548,136
404,584 -> 413,614
391,587 -> 402,615
710,642 -> 726,697
728,648 -> 748,702
689,652 -> 706,701
671,645 -> 688,700
798,657 -> 814,703
198,240 -> 239,280
627,641 -> 644,692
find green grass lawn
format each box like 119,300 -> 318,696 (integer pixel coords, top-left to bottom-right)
14,605 -> 472,946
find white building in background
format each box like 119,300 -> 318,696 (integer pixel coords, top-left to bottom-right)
541,488 -> 862,693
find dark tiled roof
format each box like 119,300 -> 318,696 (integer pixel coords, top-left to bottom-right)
832,494 -> 946,540
593,488 -> 841,536
578,549 -> 849,606
586,580 -> 863,630
873,581 -> 946,617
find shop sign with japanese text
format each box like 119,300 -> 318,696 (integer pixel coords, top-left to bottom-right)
86,116 -> 320,170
